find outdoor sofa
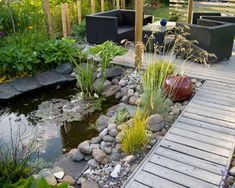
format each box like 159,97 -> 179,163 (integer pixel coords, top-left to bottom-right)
176,18 -> 235,62
86,9 -> 153,44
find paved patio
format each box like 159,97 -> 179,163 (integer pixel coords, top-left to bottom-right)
113,44 -> 235,188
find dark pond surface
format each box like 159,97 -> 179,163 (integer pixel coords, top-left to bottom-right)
0,84 -> 118,163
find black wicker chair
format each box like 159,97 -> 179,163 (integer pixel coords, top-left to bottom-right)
86,9 -> 153,44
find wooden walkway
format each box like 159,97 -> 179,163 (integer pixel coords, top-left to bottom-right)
119,44 -> 235,188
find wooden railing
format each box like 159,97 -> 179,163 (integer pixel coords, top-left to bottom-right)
170,0 -> 235,21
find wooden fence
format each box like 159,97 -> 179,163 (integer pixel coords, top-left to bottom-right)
170,0 -> 235,21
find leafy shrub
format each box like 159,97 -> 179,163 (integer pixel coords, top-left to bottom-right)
36,39 -> 81,65
114,108 -> 130,125
72,20 -> 86,43
121,108 -> 149,155
90,41 -> 127,80
8,177 -> 68,188
142,60 -> 174,115
0,46 -> 39,76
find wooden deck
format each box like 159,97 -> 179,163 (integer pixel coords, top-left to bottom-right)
119,44 -> 235,188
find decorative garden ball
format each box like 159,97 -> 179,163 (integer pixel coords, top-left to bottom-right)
163,75 -> 193,102
160,18 -> 167,26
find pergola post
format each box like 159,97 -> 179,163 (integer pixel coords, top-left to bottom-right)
91,0 -> 96,14
135,0 -> 144,68
43,0 -> 53,38
101,0 -> 104,12
121,0 -> 125,9
187,0 -> 193,23
77,0 -> 82,24
116,0 -> 120,9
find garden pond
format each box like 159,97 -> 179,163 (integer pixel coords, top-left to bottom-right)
0,84 -> 118,163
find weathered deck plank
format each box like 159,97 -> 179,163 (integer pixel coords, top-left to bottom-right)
121,45 -> 235,188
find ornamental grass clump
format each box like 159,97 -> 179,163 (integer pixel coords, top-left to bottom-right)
142,60 -> 174,115
121,108 -> 149,155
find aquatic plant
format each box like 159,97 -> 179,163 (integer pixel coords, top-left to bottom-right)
121,108 -> 149,155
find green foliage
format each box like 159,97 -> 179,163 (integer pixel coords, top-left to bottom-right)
142,60 -> 174,115
0,46 -> 39,76
74,60 -> 94,97
90,41 -> 127,79
121,108 -> 149,155
169,10 -> 183,22
114,108 -> 130,125
7,177 -> 68,188
72,20 -> 86,43
36,39 -> 81,65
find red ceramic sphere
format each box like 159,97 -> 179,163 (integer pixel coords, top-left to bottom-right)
163,75 -> 193,102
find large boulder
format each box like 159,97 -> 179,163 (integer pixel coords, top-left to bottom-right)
69,149 -> 84,162
55,63 -> 73,74
106,66 -> 125,79
101,85 -> 121,98
93,78 -> 111,92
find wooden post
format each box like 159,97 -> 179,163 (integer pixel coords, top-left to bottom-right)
43,0 -> 53,38
64,3 -> 71,35
135,0 -> 144,67
101,0 -> 104,12
77,0 -> 82,24
187,0 -> 193,23
91,0 -> 96,14
121,0 -> 125,9
116,0 -> 120,9
61,4 -> 67,37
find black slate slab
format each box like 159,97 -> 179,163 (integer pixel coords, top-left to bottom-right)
9,77 -> 41,92
35,71 -> 67,86
0,83 -> 21,99
55,63 -> 73,74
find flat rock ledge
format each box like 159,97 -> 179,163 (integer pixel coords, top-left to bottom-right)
0,63 -> 75,102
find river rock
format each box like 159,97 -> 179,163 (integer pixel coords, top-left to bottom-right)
128,96 -> 138,105
91,136 -> 102,144
103,135 -> 114,142
146,114 -> 165,132
96,115 -> 109,132
123,155 -> 135,164
81,180 -> 99,188
100,141 -> 106,151
45,174 -> 57,186
90,144 -> 100,150
102,85 -> 121,98
70,149 -> 84,162
119,79 -> 128,87
93,79 -> 111,92
55,63 -> 73,74
104,147 -> 112,154
87,159 -> 99,169
78,140 -> 91,154
106,66 -> 125,78
59,175 -> 76,185
99,128 -> 108,138
53,171 -> 64,179
92,149 -> 106,162
230,167 -> 235,175
109,128 -> 118,137
111,164 -> 121,178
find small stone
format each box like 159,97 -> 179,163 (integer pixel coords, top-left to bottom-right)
107,123 -> 117,130
129,96 -> 138,105
226,176 -> 234,186
77,177 -> 86,185
103,135 -> 114,142
230,167 -> 235,175
109,128 -> 118,137
172,107 -> 180,115
149,139 -> 157,146
93,79 -> 111,92
88,159 -> 99,169
102,85 -> 121,98
91,136 -> 102,144
92,149 -> 106,162
106,66 -> 125,78
81,180 -> 99,188
53,171 -> 64,179
96,115 -> 109,132
127,89 -> 134,97
119,79 -> 128,87
78,140 -> 91,154
130,164 -> 138,172
99,128 -> 108,138
90,144 -> 100,150
115,92 -> 122,99
84,155 -> 92,161
121,96 -> 128,103
104,147 -> 112,154
45,174 -> 57,186
112,78 -> 119,85
100,157 -> 109,165
110,164 -> 121,178
123,155 -> 136,164
146,114 -> 165,132
59,175 -> 76,185
100,141 -> 106,151
70,149 -> 84,162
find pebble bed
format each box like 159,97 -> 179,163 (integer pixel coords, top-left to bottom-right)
33,65 -> 203,188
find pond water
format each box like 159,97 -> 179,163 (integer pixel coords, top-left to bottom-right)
0,84 -> 117,163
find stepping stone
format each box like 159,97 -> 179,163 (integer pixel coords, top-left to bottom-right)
9,77 -> 41,92
0,83 -> 21,99
35,71 -> 67,86
54,157 -> 87,179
